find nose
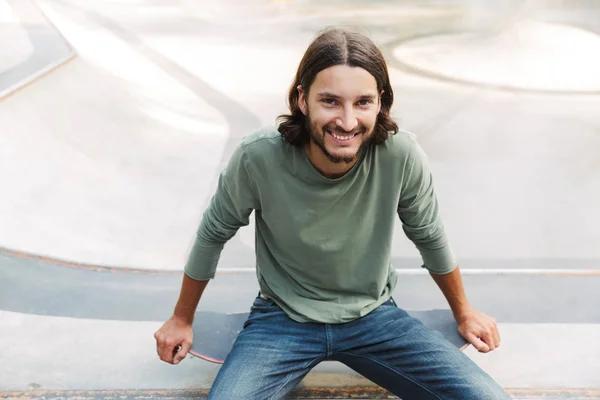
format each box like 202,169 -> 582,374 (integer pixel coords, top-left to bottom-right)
335,107 -> 358,132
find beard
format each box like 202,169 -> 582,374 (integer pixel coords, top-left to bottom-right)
305,114 -> 373,164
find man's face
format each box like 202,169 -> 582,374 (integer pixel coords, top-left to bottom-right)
298,65 -> 381,165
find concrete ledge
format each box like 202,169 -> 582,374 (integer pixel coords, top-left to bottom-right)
3,389 -> 600,399
3,309 -> 600,393
0,388 -> 390,399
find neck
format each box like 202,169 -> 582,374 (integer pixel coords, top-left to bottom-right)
304,142 -> 358,179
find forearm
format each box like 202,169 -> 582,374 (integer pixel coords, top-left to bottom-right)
429,266 -> 473,321
172,273 -> 209,325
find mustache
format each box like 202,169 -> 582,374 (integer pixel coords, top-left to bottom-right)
324,124 -> 366,136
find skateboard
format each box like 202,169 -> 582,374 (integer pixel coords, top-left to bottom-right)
188,308 -> 468,363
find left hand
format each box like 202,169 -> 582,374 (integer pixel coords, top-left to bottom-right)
456,309 -> 500,353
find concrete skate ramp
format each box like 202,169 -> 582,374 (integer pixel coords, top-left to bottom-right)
0,0 -> 73,98
393,20 -> 600,94
1,0 -> 600,275
0,55 -> 233,270
0,0 -> 256,270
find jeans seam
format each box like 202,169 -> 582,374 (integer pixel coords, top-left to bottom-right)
267,356 -> 326,400
337,351 -> 444,400
325,324 -> 333,357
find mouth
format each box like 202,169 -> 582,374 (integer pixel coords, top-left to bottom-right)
326,129 -> 359,143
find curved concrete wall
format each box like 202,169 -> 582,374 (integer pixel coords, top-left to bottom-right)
0,0 -> 74,99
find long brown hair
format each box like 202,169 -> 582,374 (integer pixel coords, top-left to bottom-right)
277,27 -> 398,146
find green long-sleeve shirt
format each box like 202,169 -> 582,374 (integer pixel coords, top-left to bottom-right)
185,127 -> 456,323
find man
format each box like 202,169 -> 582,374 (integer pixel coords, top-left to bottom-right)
155,28 -> 512,399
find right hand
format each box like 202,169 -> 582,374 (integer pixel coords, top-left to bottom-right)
154,315 -> 193,365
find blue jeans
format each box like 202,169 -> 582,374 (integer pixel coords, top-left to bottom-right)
208,296 -> 511,400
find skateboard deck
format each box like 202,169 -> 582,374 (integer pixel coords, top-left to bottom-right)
188,309 -> 468,364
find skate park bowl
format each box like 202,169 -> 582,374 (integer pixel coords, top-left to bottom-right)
0,0 -> 74,99
1,0 -> 600,399
389,1 -> 600,95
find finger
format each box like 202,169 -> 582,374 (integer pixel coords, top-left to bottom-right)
465,332 -> 490,353
162,341 -> 180,364
155,334 -> 166,359
491,323 -> 501,348
173,340 -> 192,365
480,330 -> 496,351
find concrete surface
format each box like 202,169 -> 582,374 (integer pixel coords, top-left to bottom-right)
0,0 -> 72,97
2,252 -> 600,323
1,0 -> 600,398
1,0 -> 598,270
0,0 -> 31,72
2,310 -> 600,392
393,20 -> 600,93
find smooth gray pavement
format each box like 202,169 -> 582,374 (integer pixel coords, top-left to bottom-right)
1,250 -> 600,324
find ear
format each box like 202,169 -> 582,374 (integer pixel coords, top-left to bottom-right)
297,85 -> 307,116
378,90 -> 384,114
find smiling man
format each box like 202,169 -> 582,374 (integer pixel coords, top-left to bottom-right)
154,28 -> 512,399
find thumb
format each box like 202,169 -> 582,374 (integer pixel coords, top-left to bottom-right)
466,333 -> 490,353
173,341 -> 191,365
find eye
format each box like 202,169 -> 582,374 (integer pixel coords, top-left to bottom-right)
357,99 -> 374,106
321,98 -> 338,106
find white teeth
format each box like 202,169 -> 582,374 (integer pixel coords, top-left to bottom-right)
331,132 -> 355,141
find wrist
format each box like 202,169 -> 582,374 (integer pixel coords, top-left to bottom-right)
452,303 -> 474,322
171,312 -> 193,326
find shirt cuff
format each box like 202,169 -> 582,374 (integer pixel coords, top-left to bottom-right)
183,236 -> 224,280
419,246 -> 457,274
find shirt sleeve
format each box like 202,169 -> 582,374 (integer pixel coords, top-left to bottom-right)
184,143 -> 259,280
397,141 -> 457,274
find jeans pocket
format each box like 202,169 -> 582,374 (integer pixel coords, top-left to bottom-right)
252,295 -> 276,308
